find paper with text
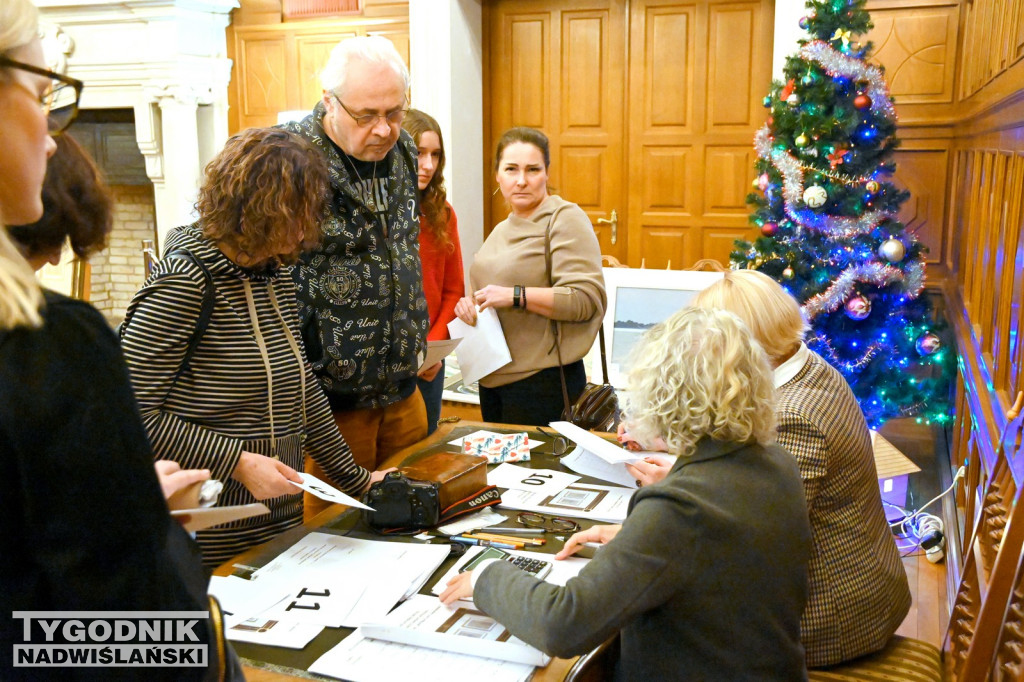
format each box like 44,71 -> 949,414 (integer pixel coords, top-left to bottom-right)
488,463 -> 579,496
361,594 -> 549,666
499,482 -> 634,523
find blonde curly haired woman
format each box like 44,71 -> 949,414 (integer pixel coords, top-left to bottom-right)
442,307 -> 812,680
626,269 -> 911,667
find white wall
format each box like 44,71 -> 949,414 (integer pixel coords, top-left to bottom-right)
409,0 -> 484,296
773,0 -> 809,80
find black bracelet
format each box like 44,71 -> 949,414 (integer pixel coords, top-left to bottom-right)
513,285 -> 522,309
521,286 -> 528,310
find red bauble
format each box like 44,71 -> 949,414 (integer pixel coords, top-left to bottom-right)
761,222 -> 778,237
853,93 -> 872,109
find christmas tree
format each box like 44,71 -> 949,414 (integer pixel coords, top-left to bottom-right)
733,0 -> 950,428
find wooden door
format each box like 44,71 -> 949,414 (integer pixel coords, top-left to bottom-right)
485,0 -> 773,268
486,0 -> 628,262
627,0 -> 773,268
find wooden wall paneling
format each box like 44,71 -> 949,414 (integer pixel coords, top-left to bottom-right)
979,152 -> 1007,359
957,151 -> 977,314
991,154 -> 1023,392
227,2 -> 410,134
1017,0 -> 1024,63
890,144 -> 950,266
868,1 -> 959,107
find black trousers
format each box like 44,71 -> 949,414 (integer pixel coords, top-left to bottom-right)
478,360 -> 586,426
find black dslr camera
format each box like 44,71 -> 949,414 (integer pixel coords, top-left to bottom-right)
362,471 -> 441,529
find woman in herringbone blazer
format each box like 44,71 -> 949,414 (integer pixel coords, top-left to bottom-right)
627,269 -> 911,667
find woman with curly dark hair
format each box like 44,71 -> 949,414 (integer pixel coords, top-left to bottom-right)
8,134 -> 112,270
402,109 -> 464,434
121,127 -> 389,566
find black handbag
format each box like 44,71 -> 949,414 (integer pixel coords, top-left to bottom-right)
543,210 -> 620,432
556,325 -> 620,432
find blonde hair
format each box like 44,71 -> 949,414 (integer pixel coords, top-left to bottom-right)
692,269 -> 807,365
623,307 -> 776,457
0,0 -> 45,330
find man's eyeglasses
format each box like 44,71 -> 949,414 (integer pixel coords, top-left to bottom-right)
332,94 -> 407,128
0,55 -> 83,136
516,512 -> 581,533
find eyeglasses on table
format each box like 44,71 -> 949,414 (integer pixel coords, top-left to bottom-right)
516,512 -> 581,533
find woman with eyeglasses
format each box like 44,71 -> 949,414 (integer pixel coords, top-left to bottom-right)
402,109 -> 464,435
442,307 -> 812,680
453,127 -> 605,425
0,1 -> 237,677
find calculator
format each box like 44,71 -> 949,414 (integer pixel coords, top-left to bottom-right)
460,547 -> 552,579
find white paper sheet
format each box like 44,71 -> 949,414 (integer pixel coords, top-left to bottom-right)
360,594 -> 549,666
308,629 -> 535,682
419,338 -> 462,371
447,430 -> 543,450
499,482 -> 634,523
549,421 -> 651,464
209,575 -> 325,649
287,473 -> 374,511
224,616 -> 323,649
560,447 -> 640,489
429,546 -> 589,596
436,508 -> 508,536
487,463 -> 580,496
248,533 -> 450,627
447,308 -> 512,385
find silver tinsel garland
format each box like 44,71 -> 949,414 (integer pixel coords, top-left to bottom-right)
802,261 -> 925,320
800,40 -> 896,121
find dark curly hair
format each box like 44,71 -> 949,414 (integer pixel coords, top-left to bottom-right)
197,128 -> 328,267
8,134 -> 112,260
402,109 -> 451,247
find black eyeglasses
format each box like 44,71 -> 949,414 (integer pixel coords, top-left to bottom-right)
516,512 -> 581,533
536,427 -> 570,457
332,93 -> 407,129
0,55 -> 83,136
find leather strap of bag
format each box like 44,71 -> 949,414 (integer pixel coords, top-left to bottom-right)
543,207 -> 574,416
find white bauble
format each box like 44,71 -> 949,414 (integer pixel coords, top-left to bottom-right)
802,185 -> 827,208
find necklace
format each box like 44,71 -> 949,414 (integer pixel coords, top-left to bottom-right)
342,154 -> 379,213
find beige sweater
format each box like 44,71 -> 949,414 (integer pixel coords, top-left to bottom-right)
470,195 -> 606,387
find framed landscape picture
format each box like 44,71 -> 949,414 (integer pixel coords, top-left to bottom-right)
598,267 -> 724,388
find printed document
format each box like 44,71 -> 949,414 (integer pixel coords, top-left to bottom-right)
288,473 -> 374,510
499,482 -> 634,523
361,594 -> 549,666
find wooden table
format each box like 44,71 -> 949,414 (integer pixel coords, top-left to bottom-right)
217,420 -> 601,681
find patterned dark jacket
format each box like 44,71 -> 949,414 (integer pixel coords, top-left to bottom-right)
283,103 -> 429,411
777,350 -> 911,667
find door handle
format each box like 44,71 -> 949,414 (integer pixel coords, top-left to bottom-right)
597,210 -> 618,245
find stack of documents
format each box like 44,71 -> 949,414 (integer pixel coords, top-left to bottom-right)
208,532 -> 449,649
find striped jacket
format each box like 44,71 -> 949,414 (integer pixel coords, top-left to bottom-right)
122,224 -> 369,566
777,350 -> 911,667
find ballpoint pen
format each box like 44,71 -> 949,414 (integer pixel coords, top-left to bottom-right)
450,536 -> 520,550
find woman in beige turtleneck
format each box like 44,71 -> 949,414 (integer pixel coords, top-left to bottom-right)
454,126 -> 605,425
